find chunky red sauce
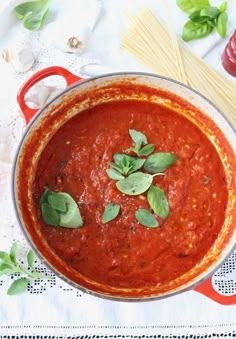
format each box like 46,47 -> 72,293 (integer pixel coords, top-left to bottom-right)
33,100 -> 228,289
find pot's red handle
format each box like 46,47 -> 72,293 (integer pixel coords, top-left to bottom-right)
17,66 -> 82,124
194,277 -> 236,305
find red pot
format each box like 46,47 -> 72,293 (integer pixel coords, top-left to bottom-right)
13,66 -> 236,303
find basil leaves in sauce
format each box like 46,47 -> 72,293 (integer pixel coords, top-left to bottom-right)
105,129 -> 177,227
39,189 -> 83,228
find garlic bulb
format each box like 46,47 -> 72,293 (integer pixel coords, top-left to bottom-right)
2,43 -> 35,72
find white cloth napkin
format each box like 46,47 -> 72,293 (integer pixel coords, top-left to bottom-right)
0,0 -> 236,337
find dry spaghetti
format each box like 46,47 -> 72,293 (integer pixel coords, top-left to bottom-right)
122,8 -> 236,127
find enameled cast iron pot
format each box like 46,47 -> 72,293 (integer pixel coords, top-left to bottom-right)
13,66 -> 236,304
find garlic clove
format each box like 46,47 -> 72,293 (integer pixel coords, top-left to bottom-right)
40,21 -> 92,54
2,43 -> 35,73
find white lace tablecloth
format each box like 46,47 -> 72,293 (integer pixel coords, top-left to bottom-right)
0,0 -> 236,338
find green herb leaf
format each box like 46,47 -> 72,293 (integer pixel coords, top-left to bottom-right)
0,251 -> 8,260
200,6 -> 219,18
135,209 -> 159,227
137,144 -> 155,156
39,188 -> 50,206
216,12 -> 228,38
102,203 -> 120,223
106,169 -> 125,180
0,263 -> 17,276
219,1 -> 227,13
109,162 -> 125,174
41,202 -> 60,226
9,242 -> 18,265
147,185 -> 169,219
189,10 -> 210,22
58,193 -> 83,228
176,0 -> 210,14
27,250 -> 35,269
144,152 -> 177,173
7,278 -> 30,295
48,192 -> 67,212
128,158 -> 146,173
112,154 -> 145,175
129,129 -> 147,147
14,0 -> 50,31
182,19 -> 214,41
40,189 -> 83,228
116,172 -> 153,195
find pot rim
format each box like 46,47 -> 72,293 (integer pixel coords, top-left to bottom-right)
12,70 -> 236,301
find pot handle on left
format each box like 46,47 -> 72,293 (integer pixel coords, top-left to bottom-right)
17,66 -> 82,124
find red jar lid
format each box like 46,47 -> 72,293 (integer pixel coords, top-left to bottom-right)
222,30 -> 236,77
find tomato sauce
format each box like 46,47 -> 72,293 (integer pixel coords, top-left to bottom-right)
32,100 -> 228,289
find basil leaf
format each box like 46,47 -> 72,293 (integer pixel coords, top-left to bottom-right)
7,278 -> 30,295
182,19 -> 214,41
27,250 -> 35,269
9,242 -> 18,265
41,202 -> 60,226
135,209 -> 159,227
200,6 -> 219,18
58,193 -> 83,228
219,1 -> 227,13
48,192 -> 67,212
138,144 -> 155,156
0,253 -> 14,266
116,172 -> 153,195
0,263 -> 16,276
176,0 -> 210,14
114,153 -> 136,165
106,169 -> 125,180
0,251 -> 8,260
39,188 -> 50,206
128,158 -> 146,174
14,0 -> 50,31
144,152 -> 177,173
40,190 -> 83,228
129,129 -> 148,146
102,203 -> 120,223
109,162 -> 124,174
147,185 -> 169,219
23,7 -> 50,31
216,12 -> 228,38
112,154 -> 145,175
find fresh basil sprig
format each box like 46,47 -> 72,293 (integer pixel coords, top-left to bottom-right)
40,189 -> 83,228
177,0 -> 228,41
14,0 -> 51,31
128,129 -> 155,156
102,203 -> 120,223
0,243 -> 50,295
105,129 -> 178,227
108,154 -> 145,177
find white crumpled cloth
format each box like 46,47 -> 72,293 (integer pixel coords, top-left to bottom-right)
0,0 -> 235,337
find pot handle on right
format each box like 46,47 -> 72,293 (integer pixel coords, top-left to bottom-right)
194,277 -> 236,305
17,66 -> 82,124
